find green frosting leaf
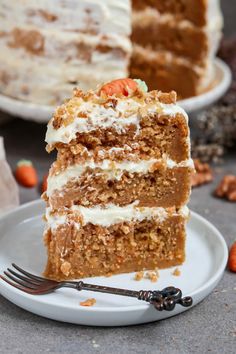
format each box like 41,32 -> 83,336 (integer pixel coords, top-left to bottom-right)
134,79 -> 148,93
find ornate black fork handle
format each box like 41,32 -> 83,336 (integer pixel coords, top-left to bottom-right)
64,282 -> 193,311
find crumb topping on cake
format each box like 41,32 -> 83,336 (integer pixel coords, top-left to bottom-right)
45,83 -> 187,149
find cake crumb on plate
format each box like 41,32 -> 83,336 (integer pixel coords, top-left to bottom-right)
172,268 -> 181,276
134,271 -> 144,281
80,298 -> 96,307
145,270 -> 159,283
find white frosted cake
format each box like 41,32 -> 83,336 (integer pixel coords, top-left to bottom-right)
0,0 -> 131,105
0,0 -> 223,104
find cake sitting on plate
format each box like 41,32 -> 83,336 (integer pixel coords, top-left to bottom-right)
43,78 -> 194,280
0,0 -> 222,105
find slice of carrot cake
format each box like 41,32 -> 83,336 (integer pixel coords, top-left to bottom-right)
43,78 -> 194,280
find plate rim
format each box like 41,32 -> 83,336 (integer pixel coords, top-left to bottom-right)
0,58 -> 232,122
178,58 -> 232,113
0,199 -> 228,314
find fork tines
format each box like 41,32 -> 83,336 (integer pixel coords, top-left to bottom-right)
0,263 -> 54,294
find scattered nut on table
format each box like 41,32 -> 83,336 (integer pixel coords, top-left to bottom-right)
191,159 -> 213,187
214,175 -> 236,202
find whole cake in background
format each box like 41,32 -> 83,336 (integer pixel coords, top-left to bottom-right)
42,78 -> 194,280
0,0 -> 223,105
0,0 -> 131,105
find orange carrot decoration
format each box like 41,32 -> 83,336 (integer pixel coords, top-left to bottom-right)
228,241 -> 236,272
15,160 -> 38,188
99,78 -> 138,97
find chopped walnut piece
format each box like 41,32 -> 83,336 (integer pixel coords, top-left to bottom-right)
60,261 -> 71,276
104,98 -> 118,109
73,88 -> 84,97
52,107 -> 66,129
120,225 -> 130,235
172,268 -> 181,276
134,271 -> 144,281
80,298 -> 96,307
214,175 -> 236,201
63,115 -> 74,127
78,111 -> 88,118
191,159 -> 213,187
158,91 -> 177,104
145,270 -> 159,283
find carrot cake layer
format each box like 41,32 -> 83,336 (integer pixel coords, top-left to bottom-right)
45,158 -> 193,209
44,204 -> 188,280
130,45 -> 213,98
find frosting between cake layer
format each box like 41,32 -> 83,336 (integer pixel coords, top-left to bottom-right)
132,2 -> 223,31
132,7 -> 222,63
46,98 -> 188,146
46,203 -> 189,230
47,157 -> 194,196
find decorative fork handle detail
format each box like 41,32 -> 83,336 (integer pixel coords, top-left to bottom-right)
72,282 -> 193,311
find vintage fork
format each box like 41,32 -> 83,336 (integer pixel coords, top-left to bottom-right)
0,263 -> 193,311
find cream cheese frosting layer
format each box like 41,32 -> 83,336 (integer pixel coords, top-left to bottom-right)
45,203 -> 189,230
132,1 -> 223,31
45,97 -> 188,146
47,157 -> 194,196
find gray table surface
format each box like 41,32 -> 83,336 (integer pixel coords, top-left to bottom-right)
0,3 -> 236,352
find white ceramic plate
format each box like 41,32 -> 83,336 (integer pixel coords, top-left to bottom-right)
0,200 -> 228,326
0,59 -> 231,123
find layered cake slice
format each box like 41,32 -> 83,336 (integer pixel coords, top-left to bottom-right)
43,78 -> 194,280
131,0 -> 223,98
